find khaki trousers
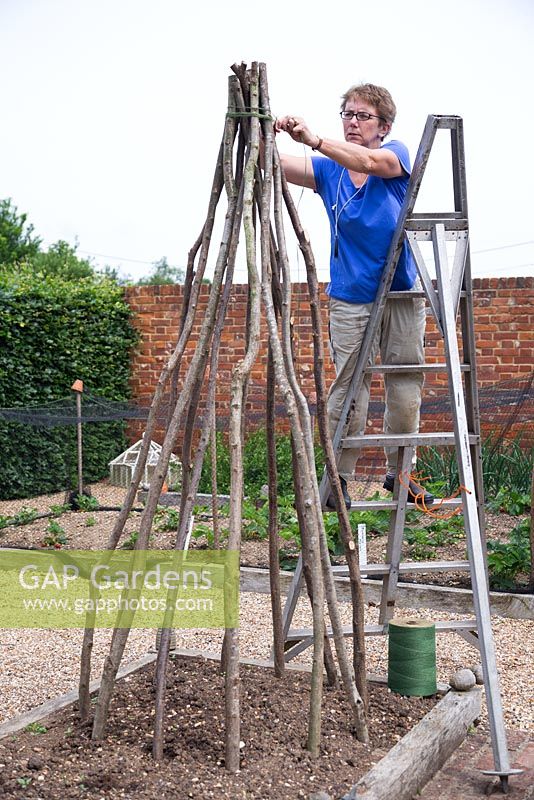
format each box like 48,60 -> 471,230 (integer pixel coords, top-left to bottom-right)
327,295 -> 426,477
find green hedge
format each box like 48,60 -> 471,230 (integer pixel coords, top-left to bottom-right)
0,266 -> 139,499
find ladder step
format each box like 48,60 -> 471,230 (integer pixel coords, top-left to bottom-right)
365,363 -> 471,373
345,498 -> 464,511
286,619 -> 478,641
331,560 -> 471,576
342,432 -> 479,448
405,216 -> 468,231
410,211 -> 465,219
387,290 -> 466,300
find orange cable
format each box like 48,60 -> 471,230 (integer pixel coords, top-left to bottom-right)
397,470 -> 472,519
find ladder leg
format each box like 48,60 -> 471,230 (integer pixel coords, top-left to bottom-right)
379,446 -> 414,624
281,553 -> 304,640
451,121 -> 488,565
434,224 -> 513,778
459,252 -> 489,566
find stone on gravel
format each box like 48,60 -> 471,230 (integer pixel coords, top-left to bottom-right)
449,669 -> 476,691
471,664 -> 484,685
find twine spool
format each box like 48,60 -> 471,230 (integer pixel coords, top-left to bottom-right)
388,617 -> 437,697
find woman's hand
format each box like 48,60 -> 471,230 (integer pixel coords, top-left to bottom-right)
275,115 -> 318,149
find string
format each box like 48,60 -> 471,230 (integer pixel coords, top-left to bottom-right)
398,470 -> 472,518
226,109 -> 274,121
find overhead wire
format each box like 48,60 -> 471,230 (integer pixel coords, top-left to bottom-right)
472,239 -> 534,255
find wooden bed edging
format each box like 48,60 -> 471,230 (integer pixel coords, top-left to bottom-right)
239,567 -> 534,620
338,688 -> 482,800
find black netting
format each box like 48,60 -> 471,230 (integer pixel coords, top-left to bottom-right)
0,374 -> 532,431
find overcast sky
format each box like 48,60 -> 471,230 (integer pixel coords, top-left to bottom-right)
1,0 -> 533,283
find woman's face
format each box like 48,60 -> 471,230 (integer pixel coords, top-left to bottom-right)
342,95 -> 391,149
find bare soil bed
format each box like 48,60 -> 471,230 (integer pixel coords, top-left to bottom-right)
0,655 -> 436,800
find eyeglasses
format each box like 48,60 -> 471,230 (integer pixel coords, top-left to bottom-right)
340,110 -> 387,123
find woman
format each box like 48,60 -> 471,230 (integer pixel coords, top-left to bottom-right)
275,83 -> 433,507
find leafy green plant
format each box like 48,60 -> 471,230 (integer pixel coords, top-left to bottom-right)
49,503 -> 70,517
404,528 -> 438,560
404,516 -> 465,560
279,551 -> 300,571
72,493 -> 99,512
85,515 -> 96,527
18,506 -> 39,523
154,506 -> 180,532
25,722 -> 47,734
120,530 -> 139,550
191,523 -> 216,547
350,504 -> 391,537
482,434 -> 533,496
241,497 -> 299,543
486,487 -> 530,516
0,506 -> 39,529
42,520 -> 68,548
17,776 -> 32,788
487,519 -> 531,589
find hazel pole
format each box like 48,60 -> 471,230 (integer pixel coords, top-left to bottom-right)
210,414 -> 221,550
261,205 -> 325,758
166,226 -> 205,430
153,96 -> 247,761
252,72 -> 285,679
258,63 -> 324,757
266,344 -> 286,676
257,189 -> 337,686
224,62 -> 263,774
271,138 -> 368,740
173,75 -> 243,557
281,170 -> 369,709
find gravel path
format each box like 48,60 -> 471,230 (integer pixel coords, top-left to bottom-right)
0,483 -> 532,733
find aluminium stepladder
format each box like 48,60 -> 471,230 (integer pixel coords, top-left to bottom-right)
279,115 -> 520,791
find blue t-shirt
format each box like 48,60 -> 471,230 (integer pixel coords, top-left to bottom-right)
312,140 -> 417,303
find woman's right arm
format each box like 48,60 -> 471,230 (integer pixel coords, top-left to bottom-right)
279,153 -> 317,190
274,116 -> 316,190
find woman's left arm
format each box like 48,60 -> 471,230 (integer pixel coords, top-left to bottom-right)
276,115 -> 403,178
312,138 -> 403,178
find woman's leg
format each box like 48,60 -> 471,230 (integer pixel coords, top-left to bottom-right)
327,297 -> 379,478
380,296 -> 426,473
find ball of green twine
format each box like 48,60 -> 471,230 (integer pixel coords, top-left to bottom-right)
388,617 -> 437,697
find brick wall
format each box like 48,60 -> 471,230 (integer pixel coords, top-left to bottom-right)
124,277 -> 533,448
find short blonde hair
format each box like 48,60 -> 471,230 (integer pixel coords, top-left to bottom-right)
340,83 -> 396,124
